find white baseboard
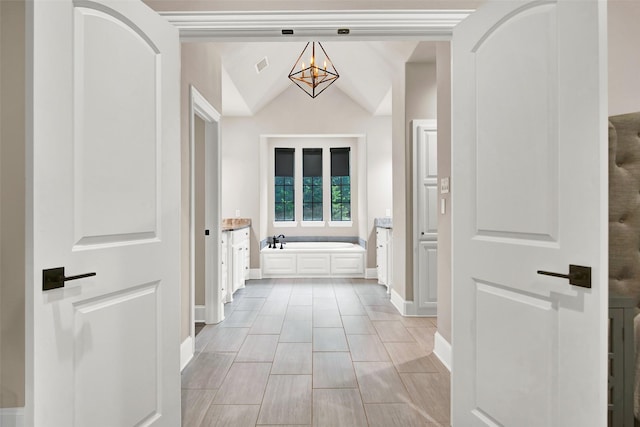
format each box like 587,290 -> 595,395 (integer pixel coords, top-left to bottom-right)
195,305 -> 206,323
390,288 -> 417,315
180,336 -> 194,372
389,288 -> 405,314
365,268 -> 377,279
390,288 -> 437,316
249,269 -> 262,280
433,331 -> 451,372
0,407 -> 24,427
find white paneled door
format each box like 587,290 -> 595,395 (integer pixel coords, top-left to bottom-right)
27,1 -> 180,426
414,120 -> 438,316
452,1 -> 607,426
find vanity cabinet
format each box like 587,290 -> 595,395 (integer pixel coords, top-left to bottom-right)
221,226 -> 250,301
230,228 -> 250,295
376,227 -> 392,292
221,231 -> 229,302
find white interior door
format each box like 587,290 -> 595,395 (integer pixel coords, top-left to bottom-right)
451,1 -> 607,426
413,120 -> 438,316
27,1 -> 180,426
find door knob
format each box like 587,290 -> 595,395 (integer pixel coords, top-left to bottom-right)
537,264 -> 591,288
43,267 -> 96,291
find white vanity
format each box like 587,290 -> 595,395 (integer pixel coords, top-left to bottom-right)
375,217 -> 392,293
221,219 -> 250,302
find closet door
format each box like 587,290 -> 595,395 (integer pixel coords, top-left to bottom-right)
413,120 -> 438,315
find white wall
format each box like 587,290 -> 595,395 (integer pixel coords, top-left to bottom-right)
391,68 -> 407,298
608,0 -> 640,115
436,42 -> 452,343
221,85 -> 392,268
180,43 -> 222,340
389,60 -> 438,302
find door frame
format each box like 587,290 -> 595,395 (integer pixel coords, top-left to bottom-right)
167,10 -> 468,328
164,4 -> 605,421
187,85 -> 222,367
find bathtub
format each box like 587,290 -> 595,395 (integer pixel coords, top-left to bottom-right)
261,241 -> 365,278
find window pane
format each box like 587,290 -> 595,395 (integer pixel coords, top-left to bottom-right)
303,148 -> 322,177
313,185 -> 323,202
313,204 -> 323,220
275,148 -> 295,222
330,147 -> 350,176
275,204 -> 284,221
285,204 -> 294,221
275,148 -> 294,177
302,148 -> 322,222
331,148 -> 351,222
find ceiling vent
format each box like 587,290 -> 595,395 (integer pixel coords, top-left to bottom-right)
255,57 -> 269,74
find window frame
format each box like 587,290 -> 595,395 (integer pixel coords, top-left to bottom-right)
274,147 -> 296,223
330,147 -> 352,223
302,148 -> 324,222
268,137 -> 356,229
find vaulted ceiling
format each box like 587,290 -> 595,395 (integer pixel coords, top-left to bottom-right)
214,41 -> 438,116
145,1 -> 483,116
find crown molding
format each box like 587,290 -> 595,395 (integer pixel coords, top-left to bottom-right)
159,10 -> 473,41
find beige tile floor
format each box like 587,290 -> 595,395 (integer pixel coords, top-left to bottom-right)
182,278 -> 450,427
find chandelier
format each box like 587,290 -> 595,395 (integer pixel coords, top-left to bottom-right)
288,42 -> 339,98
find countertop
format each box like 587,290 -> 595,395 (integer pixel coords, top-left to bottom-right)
374,217 -> 392,229
222,218 -> 251,231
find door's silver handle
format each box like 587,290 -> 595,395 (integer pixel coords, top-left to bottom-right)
537,264 -> 591,288
43,267 -> 96,291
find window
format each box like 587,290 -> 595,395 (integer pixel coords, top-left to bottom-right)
331,148 -> 351,221
303,148 -> 323,221
274,148 -> 295,221
270,141 -> 354,228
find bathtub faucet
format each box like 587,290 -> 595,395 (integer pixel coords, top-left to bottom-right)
272,234 -> 285,249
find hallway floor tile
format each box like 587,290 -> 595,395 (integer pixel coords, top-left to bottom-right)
182,278 -> 450,426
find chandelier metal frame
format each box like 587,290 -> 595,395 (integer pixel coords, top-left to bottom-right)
288,42 -> 339,98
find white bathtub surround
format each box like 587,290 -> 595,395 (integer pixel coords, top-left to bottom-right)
259,236 -> 364,249
261,242 -> 365,278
